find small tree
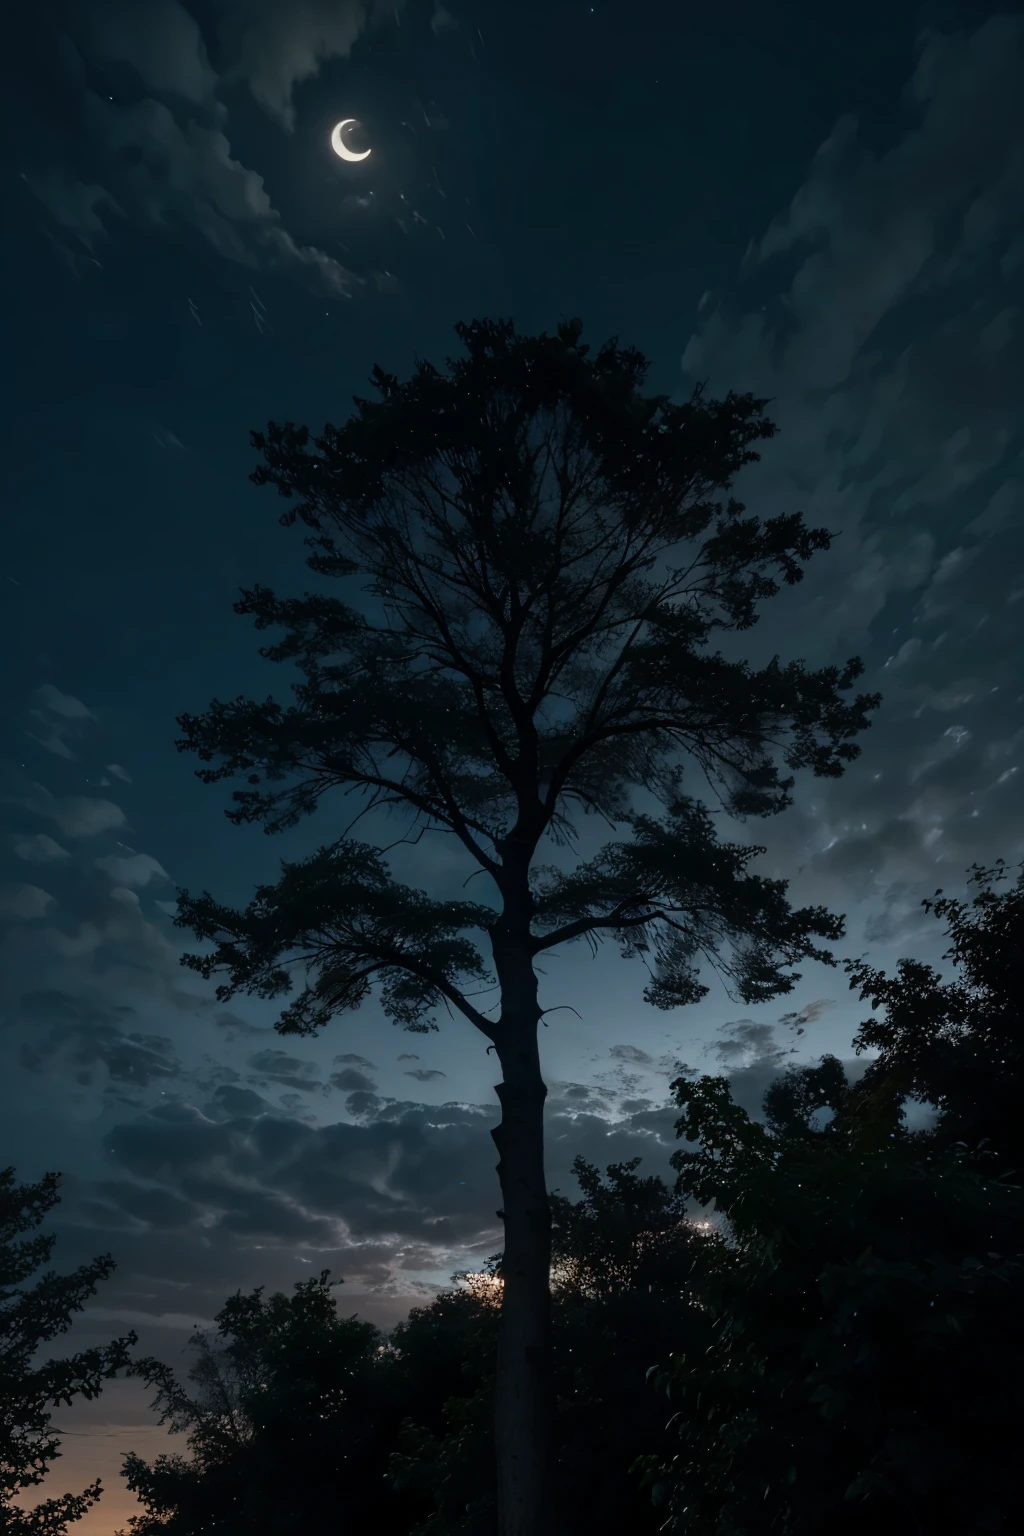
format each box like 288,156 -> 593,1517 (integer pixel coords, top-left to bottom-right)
0,1167 -> 136,1535
173,316 -> 879,1534
119,1272 -> 416,1536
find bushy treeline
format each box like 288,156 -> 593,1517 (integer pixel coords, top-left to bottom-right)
3,858 -> 1022,1535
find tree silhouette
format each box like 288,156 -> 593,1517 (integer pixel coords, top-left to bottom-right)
0,1167 -> 136,1535
173,315 -> 879,1535
118,1272 -> 417,1536
637,877 -> 1024,1536
390,1156 -> 715,1535
845,857 -> 1024,1167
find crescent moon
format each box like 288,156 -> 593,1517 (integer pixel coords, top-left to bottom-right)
331,119 -> 371,163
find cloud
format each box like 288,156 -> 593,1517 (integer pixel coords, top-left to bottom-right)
12,834 -> 70,863
25,728 -> 76,761
106,764 -> 133,783
18,785 -> 127,839
704,16 -> 1024,397
334,1052 -> 377,1070
77,90 -> 360,296
246,1048 -> 323,1093
94,853 -> 170,888
404,1067 -> 446,1081
709,1019 -> 794,1071
213,0 -> 391,131
608,1043 -> 654,1066
8,989 -> 181,1089
208,1084 -> 274,1118
0,883 -> 55,920
0,838 -> 191,1046
345,1089 -> 382,1119
430,3 -> 457,36
26,684 -> 98,760
35,685 -> 95,720
675,11 -> 1024,928
30,2 -> 362,298
213,1011 -> 270,1038
19,171 -> 124,250
98,1081 -> 684,1277
331,1067 -> 377,1092
71,0 -> 219,105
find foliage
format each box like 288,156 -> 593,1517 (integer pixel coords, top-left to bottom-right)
173,313 -> 878,1042
637,1024 -> 1024,1533
0,1168 -> 136,1535
389,1157 -> 716,1535
119,856 -> 1024,1533
170,312 -> 878,1532
845,857 -> 1024,1167
118,1270 -> 419,1536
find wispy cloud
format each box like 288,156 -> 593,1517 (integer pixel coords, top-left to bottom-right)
25,0 -> 374,295
680,12 -> 1024,929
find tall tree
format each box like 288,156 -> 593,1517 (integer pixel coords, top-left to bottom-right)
173,316 -> 879,1534
0,1167 -> 136,1535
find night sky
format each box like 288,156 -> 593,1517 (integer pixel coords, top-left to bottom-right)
2,1 -> 1023,1528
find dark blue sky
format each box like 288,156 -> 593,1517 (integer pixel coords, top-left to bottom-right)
2,2 -> 1022,1527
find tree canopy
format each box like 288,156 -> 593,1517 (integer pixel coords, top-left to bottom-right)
0,1168 -> 136,1536
174,316 -> 879,1040
638,858 -> 1024,1535
115,857 -> 1024,1535
845,857 -> 1024,1167
170,313 -> 880,1534
118,1272 -> 418,1536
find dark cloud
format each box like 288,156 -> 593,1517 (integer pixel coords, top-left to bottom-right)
25,0 -> 364,296
84,90 -> 358,295
0,883 -> 54,920
8,989 -> 181,1089
213,1011 -> 271,1038
334,1052 -> 377,1069
783,1000 -> 835,1027
708,1019 -> 793,1071
345,1089 -> 383,1118
212,0 -> 390,131
27,684 -> 96,760
85,1076 -> 696,1310
9,782 -> 126,839
11,833 -> 70,863
691,1016 -> 801,1118
72,0 -> 219,105
331,1066 -> 378,1092
95,1180 -> 203,1230
94,852 -> 170,888
608,1043 -> 654,1065
246,1048 -> 323,1093
404,1067 -> 446,1081
677,12 -> 1024,948
207,1084 -> 274,1118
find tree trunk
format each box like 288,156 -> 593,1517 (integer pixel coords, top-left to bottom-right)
491,939 -> 553,1536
